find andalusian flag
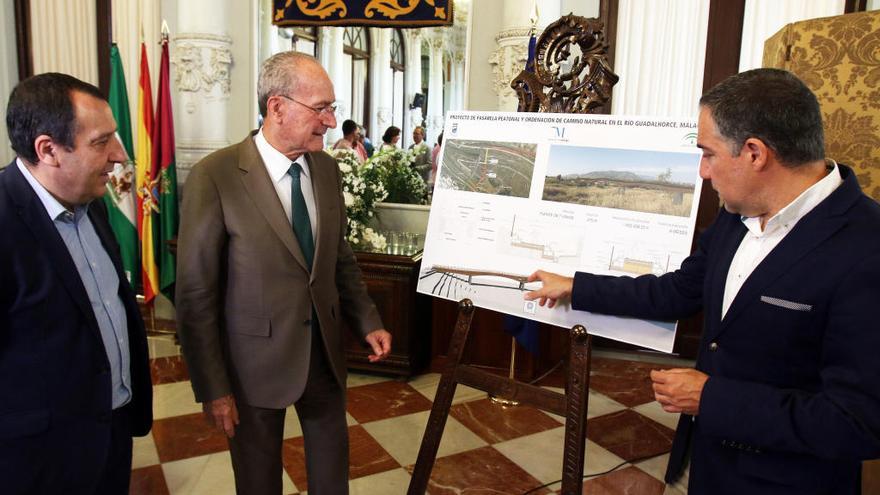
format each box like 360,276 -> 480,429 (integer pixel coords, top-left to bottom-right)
153,35 -> 178,301
136,42 -> 160,304
105,43 -> 139,287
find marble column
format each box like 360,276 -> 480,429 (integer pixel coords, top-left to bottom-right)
451,55 -> 465,111
425,34 -> 445,145
320,27 -> 345,144
488,0 -> 561,111
369,28 -> 393,146
403,29 -> 423,147
172,0 -> 233,184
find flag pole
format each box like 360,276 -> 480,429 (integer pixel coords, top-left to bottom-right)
489,336 -> 520,407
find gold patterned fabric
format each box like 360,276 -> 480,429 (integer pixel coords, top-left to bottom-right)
763,10 -> 880,200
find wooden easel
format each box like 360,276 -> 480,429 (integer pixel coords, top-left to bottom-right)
407,299 -> 594,494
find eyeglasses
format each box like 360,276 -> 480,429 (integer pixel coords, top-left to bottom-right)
278,94 -> 337,116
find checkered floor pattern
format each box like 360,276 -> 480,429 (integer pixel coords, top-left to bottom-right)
131,334 -> 689,494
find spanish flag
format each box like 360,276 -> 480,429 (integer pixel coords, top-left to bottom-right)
136,42 -> 160,304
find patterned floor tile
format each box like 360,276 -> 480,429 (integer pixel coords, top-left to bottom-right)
587,409 -> 675,462
130,464 -> 169,495
494,427 -> 626,484
162,451 -> 297,495
152,412 -> 230,463
346,381 -> 433,423
631,401 -> 681,431
147,335 -> 181,359
588,358 -> 661,407
150,355 -> 190,385
282,425 -> 399,492
349,468 -> 412,495
407,445 -> 552,494
449,398 -> 562,443
281,405 -> 358,440
363,410 -> 488,467
408,372 -> 488,405
576,466 -> 666,495
540,386 -> 630,423
132,432 -> 160,469
152,381 -> 202,420
633,453 -> 670,484
347,372 -> 394,388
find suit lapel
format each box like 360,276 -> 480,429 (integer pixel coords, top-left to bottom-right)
3,163 -> 100,329
236,136 -> 311,272
704,217 -> 746,334
714,169 -> 860,338
305,152 -> 339,282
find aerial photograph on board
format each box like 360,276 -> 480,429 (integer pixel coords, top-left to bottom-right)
542,145 -> 700,217
436,139 -> 537,198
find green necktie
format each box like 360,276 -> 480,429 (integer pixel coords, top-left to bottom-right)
288,162 -> 315,269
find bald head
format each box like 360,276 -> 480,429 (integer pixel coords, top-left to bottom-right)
257,52 -> 329,118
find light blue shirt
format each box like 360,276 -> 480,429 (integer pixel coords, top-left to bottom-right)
17,160 -> 132,409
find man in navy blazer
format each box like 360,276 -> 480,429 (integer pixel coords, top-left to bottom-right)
526,68 -> 880,494
0,73 -> 152,494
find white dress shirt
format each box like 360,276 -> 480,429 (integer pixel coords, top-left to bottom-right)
721,161 -> 843,319
254,129 -> 318,237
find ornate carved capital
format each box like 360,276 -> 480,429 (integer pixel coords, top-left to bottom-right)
425,114 -> 444,133
488,35 -> 531,98
377,106 -> 393,128
408,107 -> 424,128
172,33 -> 234,96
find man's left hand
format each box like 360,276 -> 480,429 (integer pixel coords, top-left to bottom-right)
365,329 -> 392,362
650,368 -> 708,415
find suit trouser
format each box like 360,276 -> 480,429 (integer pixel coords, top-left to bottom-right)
228,329 -> 349,495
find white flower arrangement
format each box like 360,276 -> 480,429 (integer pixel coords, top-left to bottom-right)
328,148 -> 388,250
368,148 -> 428,205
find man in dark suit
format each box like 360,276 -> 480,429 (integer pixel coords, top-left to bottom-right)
176,52 -> 391,494
0,73 -> 152,494
526,68 -> 880,494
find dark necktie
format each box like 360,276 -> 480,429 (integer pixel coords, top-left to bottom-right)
288,162 -> 315,269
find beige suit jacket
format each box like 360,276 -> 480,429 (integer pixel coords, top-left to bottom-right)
176,133 -> 382,409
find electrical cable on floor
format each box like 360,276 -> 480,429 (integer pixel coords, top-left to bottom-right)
519,450 -> 672,494
527,359 -> 565,385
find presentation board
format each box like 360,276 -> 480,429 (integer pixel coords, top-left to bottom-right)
416,111 -> 703,353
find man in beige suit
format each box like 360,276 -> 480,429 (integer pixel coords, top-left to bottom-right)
176,52 -> 391,495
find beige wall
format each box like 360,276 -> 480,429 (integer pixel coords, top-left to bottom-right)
0,0 -> 18,166
464,0 -> 601,112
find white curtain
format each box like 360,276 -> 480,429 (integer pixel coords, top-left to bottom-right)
739,0 -> 845,72
30,0 -> 98,83
611,0 -> 710,118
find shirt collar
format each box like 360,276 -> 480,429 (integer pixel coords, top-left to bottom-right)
741,159 -> 843,236
16,158 -> 89,223
254,128 -> 310,183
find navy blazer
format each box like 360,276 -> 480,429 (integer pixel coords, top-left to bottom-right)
572,164 -> 880,494
0,162 -> 152,494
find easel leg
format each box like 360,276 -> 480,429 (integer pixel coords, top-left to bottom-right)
560,326 -> 592,495
407,299 -> 475,494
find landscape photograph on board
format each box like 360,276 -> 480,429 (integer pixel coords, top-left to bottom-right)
435,139 -> 537,198
542,145 -> 700,217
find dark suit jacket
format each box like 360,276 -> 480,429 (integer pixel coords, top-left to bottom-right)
572,164 -> 880,494
0,162 -> 152,494
176,134 -> 382,409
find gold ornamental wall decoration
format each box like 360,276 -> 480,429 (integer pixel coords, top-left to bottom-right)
273,0 -> 453,27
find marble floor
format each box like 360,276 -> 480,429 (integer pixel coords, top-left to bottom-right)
132,334 -> 692,494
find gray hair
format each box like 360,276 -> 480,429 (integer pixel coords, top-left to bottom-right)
699,68 -> 824,166
257,51 -> 319,117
